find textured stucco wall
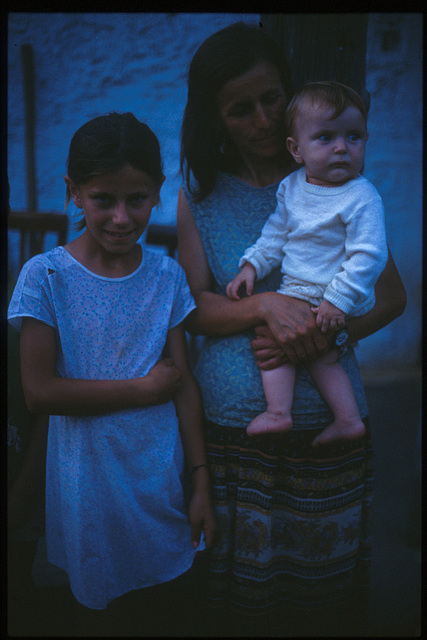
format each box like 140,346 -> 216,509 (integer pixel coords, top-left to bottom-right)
7,12 -> 422,372
356,13 -> 422,373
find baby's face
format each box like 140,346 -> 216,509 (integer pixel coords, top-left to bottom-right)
287,102 -> 368,187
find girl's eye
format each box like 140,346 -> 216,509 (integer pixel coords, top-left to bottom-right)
129,194 -> 148,206
93,194 -> 113,206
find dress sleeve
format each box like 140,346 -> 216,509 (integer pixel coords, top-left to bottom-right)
7,256 -> 57,332
167,258 -> 197,330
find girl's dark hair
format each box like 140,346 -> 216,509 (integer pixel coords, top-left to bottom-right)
180,22 -> 293,203
66,112 -> 164,208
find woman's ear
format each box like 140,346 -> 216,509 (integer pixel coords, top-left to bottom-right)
286,137 -> 304,164
64,176 -> 82,208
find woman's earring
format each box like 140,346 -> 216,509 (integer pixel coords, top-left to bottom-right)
215,129 -> 226,154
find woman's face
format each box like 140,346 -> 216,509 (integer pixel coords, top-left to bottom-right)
216,60 -> 288,162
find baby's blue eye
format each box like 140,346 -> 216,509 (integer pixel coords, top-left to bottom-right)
319,134 -> 332,142
348,133 -> 361,142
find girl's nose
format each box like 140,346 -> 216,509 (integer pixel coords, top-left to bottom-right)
112,203 -> 130,224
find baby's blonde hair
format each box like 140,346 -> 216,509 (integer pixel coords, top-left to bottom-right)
286,81 -> 368,137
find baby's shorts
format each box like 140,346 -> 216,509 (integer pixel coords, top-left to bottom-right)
277,277 -> 326,307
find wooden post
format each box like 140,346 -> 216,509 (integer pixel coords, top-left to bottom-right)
260,14 -> 369,101
21,44 -> 38,257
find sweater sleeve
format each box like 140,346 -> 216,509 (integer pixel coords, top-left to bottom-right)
239,181 -> 288,280
324,193 -> 388,314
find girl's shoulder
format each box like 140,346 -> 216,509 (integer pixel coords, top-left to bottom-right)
16,246 -> 69,282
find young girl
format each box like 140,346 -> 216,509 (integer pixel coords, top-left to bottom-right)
8,112 -> 215,634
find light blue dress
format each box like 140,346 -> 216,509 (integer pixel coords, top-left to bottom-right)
183,172 -> 368,429
182,172 -> 373,616
8,246 -> 202,610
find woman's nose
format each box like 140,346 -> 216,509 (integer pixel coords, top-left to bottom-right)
254,104 -> 270,128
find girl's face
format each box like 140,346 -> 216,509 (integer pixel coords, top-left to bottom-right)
216,60 -> 287,162
66,165 -> 163,258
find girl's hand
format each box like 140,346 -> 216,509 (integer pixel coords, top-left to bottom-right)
188,485 -> 216,550
143,358 -> 182,404
259,293 -> 328,363
226,263 -> 256,300
311,300 -> 346,334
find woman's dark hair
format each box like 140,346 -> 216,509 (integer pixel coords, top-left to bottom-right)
66,112 -> 164,209
180,22 -> 293,202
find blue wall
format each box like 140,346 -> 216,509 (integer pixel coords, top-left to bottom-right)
7,12 -> 422,374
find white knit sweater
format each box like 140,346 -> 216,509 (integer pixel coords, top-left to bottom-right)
240,167 -> 388,315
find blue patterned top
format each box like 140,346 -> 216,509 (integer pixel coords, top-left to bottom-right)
182,172 -> 368,428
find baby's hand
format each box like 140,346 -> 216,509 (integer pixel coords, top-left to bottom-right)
226,262 -> 256,300
144,358 -> 182,403
311,300 -> 345,334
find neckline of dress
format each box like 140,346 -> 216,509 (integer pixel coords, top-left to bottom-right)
61,245 -> 145,282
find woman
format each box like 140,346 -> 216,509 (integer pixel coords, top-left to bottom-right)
178,22 -> 406,636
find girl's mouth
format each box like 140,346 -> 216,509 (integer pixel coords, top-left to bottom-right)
106,230 -> 134,238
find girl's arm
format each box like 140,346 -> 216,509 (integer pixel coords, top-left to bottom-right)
177,187 -> 326,363
8,415 -> 48,532
165,323 -> 216,549
20,317 -> 182,415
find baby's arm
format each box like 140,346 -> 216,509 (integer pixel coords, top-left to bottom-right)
311,299 -> 346,334
20,317 -> 182,415
165,323 -> 216,549
226,262 -> 256,300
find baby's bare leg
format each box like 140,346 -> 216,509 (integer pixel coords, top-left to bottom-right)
307,352 -> 365,447
247,364 -> 295,436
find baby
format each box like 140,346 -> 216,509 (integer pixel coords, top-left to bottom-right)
227,81 -> 388,446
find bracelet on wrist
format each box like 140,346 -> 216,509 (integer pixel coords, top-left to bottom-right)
190,463 -> 209,475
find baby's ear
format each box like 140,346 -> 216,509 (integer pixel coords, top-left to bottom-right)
286,137 -> 304,164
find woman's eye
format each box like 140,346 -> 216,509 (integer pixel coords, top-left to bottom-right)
229,105 -> 251,117
262,93 -> 282,105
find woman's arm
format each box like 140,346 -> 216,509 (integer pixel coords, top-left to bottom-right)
165,323 -> 216,549
346,248 -> 406,343
252,249 -> 406,369
177,188 -> 326,362
20,317 -> 182,415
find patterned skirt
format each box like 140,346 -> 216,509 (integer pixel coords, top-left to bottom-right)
205,418 -> 373,619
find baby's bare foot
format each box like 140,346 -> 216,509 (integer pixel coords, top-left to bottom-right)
311,419 -> 366,447
247,411 -> 293,436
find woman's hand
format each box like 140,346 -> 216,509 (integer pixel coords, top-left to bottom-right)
258,293 -> 328,363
